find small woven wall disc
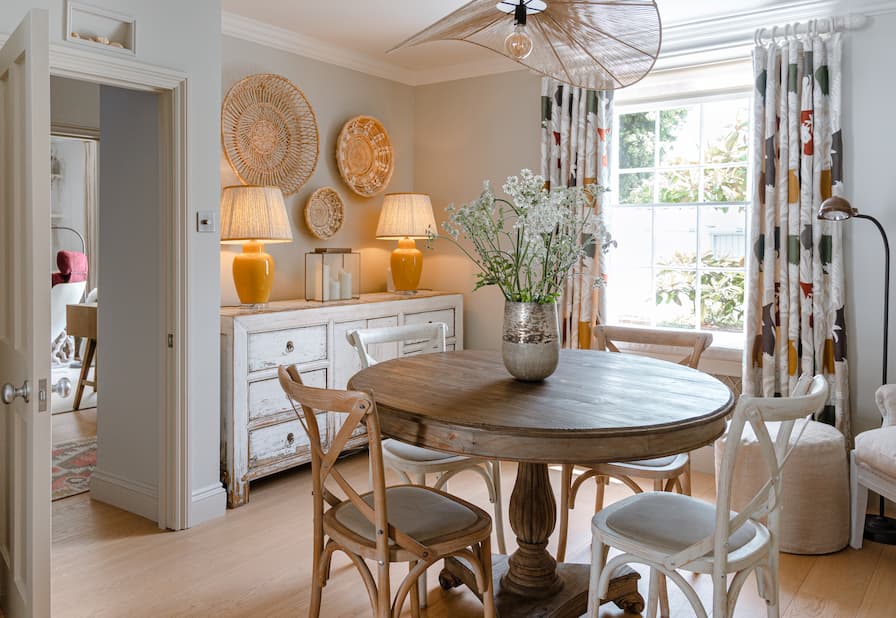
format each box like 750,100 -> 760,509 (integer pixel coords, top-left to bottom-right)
304,187 -> 345,239
222,73 -> 319,196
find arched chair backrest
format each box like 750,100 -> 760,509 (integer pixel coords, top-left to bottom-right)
662,374 -> 829,572
276,365 -> 433,562
346,322 -> 447,369
593,324 -> 713,369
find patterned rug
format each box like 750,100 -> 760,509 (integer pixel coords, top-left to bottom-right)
52,436 -> 96,500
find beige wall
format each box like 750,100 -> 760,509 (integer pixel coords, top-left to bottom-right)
415,70 -> 542,351
220,36 -> 416,305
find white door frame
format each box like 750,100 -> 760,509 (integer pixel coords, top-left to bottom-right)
48,43 -> 190,530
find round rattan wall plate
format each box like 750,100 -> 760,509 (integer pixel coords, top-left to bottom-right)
304,187 -> 345,239
336,115 -> 394,198
222,73 -> 319,196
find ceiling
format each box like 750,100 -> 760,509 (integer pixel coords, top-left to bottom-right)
219,0 -> 851,84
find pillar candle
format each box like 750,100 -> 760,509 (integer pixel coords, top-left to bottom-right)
340,270 -> 353,299
329,279 -> 340,302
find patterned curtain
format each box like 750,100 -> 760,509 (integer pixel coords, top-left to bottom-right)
745,33 -> 849,440
540,77 -> 614,349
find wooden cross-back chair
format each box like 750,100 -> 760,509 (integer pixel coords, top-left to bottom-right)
557,324 -> 714,561
588,374 -> 828,618
277,365 -> 495,618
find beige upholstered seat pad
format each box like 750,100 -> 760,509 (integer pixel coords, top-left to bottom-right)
332,486 -> 481,545
618,455 -> 679,468
382,439 -> 466,462
855,426 -> 896,478
603,492 -> 757,555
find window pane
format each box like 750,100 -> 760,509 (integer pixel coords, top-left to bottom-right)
655,269 -> 697,329
701,270 -> 746,331
658,169 -> 699,203
704,166 -> 747,202
659,106 -> 700,167
702,99 -> 749,163
700,206 -> 746,266
618,172 -> 654,205
608,266 -> 652,326
654,207 -> 697,266
619,111 -> 656,169
609,208 -> 652,268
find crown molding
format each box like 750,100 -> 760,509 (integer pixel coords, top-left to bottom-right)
222,0 -> 896,87
222,12 -> 419,85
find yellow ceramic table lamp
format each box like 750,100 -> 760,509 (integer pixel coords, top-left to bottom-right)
220,185 -> 293,305
376,193 -> 437,291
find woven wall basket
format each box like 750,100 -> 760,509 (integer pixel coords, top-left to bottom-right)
304,187 -> 344,239
222,73 -> 319,196
336,115 -> 394,198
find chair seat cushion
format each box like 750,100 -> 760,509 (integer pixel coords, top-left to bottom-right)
855,426 -> 896,478
382,439 -> 466,462
332,485 -> 481,545
620,455 -> 679,468
602,492 -> 757,555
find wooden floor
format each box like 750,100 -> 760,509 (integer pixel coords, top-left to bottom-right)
52,452 -> 896,617
52,407 -> 96,445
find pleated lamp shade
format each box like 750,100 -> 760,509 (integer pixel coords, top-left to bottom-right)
220,185 -> 293,244
375,193 -> 437,240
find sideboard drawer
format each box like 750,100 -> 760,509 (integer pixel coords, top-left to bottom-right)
247,324 -> 328,372
405,308 -> 456,338
249,416 -> 325,466
248,368 -> 327,422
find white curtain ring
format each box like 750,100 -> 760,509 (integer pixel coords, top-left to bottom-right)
771,25 -> 780,45
826,17 -> 836,36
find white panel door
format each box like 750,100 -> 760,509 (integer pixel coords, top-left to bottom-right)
0,9 -> 51,618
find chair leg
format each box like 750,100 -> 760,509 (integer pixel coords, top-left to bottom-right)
558,463 -> 573,562
490,460 -> 507,554
850,451 -> 868,549
479,537 -> 496,618
587,538 -> 608,618
409,562 -> 422,618
594,475 -> 606,512
417,570 -> 428,609
658,570 -> 670,618
654,478 -> 664,492
309,552 -> 323,618
681,457 -> 692,495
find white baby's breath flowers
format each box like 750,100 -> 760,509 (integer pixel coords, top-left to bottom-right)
435,169 -> 612,304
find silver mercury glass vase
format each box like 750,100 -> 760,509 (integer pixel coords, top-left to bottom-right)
501,301 -> 560,381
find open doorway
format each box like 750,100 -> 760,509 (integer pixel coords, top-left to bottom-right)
49,76 -> 165,522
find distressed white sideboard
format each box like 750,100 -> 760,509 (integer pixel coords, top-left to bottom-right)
220,291 -> 464,507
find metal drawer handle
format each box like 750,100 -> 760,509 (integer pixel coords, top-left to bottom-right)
286,432 -> 295,445
285,340 -> 295,353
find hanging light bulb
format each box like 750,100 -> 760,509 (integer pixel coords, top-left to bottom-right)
504,1 -> 533,60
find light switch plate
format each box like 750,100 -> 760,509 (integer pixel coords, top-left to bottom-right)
197,211 -> 217,233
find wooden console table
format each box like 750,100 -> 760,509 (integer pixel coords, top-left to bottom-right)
66,302 -> 97,411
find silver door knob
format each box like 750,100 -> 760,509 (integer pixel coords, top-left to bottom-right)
1,380 -> 31,404
52,377 -> 72,398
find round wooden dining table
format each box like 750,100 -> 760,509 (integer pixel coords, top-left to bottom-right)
348,349 -> 734,617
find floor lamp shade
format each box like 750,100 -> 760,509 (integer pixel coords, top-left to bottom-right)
221,185 -> 293,304
376,193 -> 437,291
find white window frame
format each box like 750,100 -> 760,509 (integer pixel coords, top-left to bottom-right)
608,90 -> 753,349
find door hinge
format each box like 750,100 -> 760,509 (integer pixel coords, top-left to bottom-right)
167,334 -> 174,348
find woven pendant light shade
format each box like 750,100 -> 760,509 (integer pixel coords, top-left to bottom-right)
222,73 -> 319,196
391,0 -> 661,91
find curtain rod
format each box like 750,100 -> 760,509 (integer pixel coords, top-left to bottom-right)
754,14 -> 868,46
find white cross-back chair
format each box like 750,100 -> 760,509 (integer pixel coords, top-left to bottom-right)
557,325 -> 713,561
278,365 -> 495,618
587,374 -> 828,618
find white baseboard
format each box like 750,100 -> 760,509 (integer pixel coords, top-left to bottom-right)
90,468 -> 158,523
190,483 -> 226,527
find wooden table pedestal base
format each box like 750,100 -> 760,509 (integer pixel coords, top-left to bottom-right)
441,554 -> 643,618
